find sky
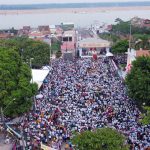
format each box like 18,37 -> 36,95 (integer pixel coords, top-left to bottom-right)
0,0 -> 150,5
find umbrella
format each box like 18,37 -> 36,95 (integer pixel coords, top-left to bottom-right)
36,94 -> 43,99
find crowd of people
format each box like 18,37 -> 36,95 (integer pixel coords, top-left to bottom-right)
16,57 -> 150,150
113,54 -> 127,70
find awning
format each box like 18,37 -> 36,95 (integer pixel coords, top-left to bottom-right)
31,69 -> 49,89
78,37 -> 110,48
106,52 -> 113,57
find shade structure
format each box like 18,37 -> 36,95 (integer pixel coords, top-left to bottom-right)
36,94 -> 43,99
106,52 -> 113,57
31,69 -> 49,89
78,37 -> 110,48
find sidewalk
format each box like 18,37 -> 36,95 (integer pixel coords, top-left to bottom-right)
0,134 -> 12,150
0,143 -> 12,150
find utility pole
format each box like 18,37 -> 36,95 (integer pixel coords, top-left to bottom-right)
0,107 -> 4,126
50,38 -> 52,66
20,126 -> 26,150
30,58 -> 36,110
129,21 -> 132,50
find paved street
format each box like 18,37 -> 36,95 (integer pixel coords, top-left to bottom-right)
0,134 -> 12,150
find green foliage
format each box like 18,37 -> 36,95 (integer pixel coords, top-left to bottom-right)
0,47 -> 38,117
51,41 -> 61,54
72,128 -> 128,150
140,107 -> 150,125
0,37 -> 51,68
126,56 -> 150,106
112,21 -> 130,35
111,40 -> 129,54
99,33 -> 120,43
133,34 -> 150,49
55,49 -> 62,58
112,20 -> 150,35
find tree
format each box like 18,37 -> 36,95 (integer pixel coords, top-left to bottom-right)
115,18 -> 124,24
0,48 -> 37,117
140,106 -> 150,125
126,56 -> 150,106
0,37 -> 51,68
55,49 -> 62,58
111,40 -> 129,54
134,34 -> 150,50
51,41 -> 61,54
72,128 -> 128,150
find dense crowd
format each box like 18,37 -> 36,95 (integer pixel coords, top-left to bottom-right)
113,54 -> 127,69
17,57 -> 150,150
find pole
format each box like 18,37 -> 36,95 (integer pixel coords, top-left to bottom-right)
20,127 -> 26,150
0,107 -> 4,126
129,21 -> 132,50
49,38 -> 53,69
30,58 -> 36,110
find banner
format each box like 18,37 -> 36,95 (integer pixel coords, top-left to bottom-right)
41,142 -> 57,150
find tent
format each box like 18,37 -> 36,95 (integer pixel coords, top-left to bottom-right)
42,66 -> 52,71
36,94 -> 43,99
31,69 -> 49,89
106,52 -> 113,57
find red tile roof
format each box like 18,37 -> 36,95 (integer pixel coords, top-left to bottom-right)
0,33 -> 11,39
136,49 -> 150,57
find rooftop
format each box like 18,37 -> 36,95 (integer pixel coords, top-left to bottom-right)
136,49 -> 150,57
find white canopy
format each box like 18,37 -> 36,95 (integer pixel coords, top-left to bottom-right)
106,52 -> 113,57
36,94 -> 43,99
31,69 -> 49,89
42,66 -> 52,71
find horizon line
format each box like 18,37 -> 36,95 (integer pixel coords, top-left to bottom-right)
0,1 -> 150,6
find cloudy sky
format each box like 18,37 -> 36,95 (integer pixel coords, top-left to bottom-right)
0,0 -> 150,5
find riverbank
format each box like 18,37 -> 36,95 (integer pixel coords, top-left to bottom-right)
0,6 -> 150,15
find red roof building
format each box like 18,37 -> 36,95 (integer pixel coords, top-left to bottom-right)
136,48 -> 150,57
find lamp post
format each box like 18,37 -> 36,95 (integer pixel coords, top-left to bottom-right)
30,58 -> 34,84
50,38 -> 52,67
30,58 -> 36,110
129,21 -> 132,50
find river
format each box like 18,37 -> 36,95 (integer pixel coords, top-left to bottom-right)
0,9 -> 150,29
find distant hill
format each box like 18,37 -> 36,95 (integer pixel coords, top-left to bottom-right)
0,2 -> 150,10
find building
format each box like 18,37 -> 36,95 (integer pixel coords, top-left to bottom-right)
61,30 -> 76,55
61,22 -> 74,31
142,19 -> 150,28
28,31 -> 45,39
126,48 -> 150,72
49,25 -> 56,34
18,26 -> 31,36
38,25 -> 50,35
77,37 -> 111,58
0,33 -> 12,39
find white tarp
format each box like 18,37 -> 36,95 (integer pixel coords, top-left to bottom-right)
106,52 -> 113,57
42,66 -> 52,70
36,94 -> 43,99
31,69 -> 49,89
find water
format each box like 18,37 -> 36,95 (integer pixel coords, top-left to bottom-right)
0,9 -> 150,29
